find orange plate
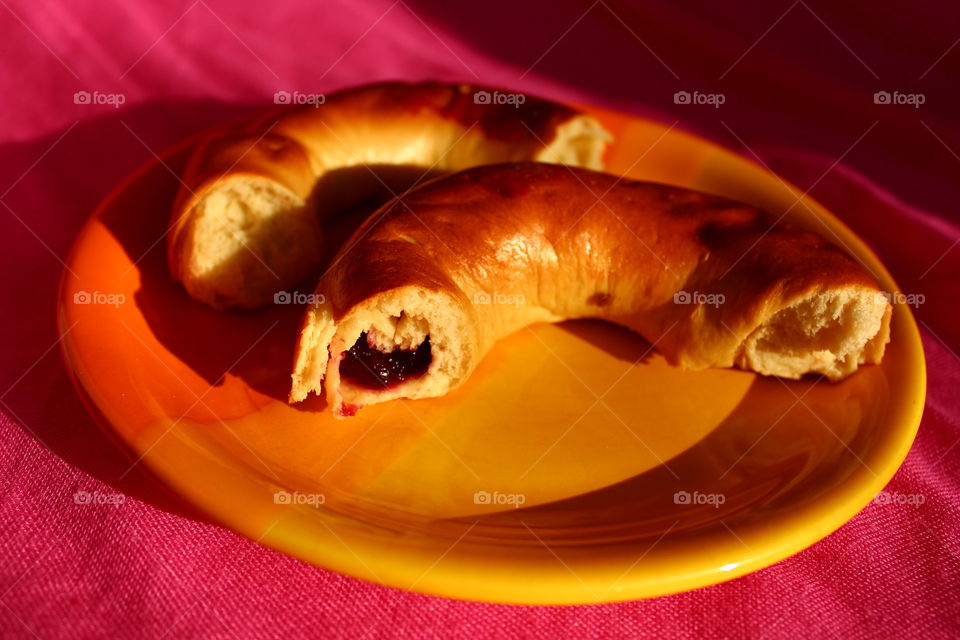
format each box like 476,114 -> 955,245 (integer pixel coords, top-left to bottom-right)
58,105 -> 925,604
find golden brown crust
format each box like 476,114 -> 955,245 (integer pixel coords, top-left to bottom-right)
326,163 -> 877,321
167,82 -> 610,309
299,163 -> 889,414
255,81 -> 584,147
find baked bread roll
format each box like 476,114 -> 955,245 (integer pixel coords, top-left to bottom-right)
167,82 -> 612,309
290,163 -> 891,418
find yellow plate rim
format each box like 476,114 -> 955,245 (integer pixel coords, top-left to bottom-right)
57,107 -> 926,604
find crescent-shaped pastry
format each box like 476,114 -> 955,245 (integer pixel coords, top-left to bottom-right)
290,163 -> 891,417
167,82 -> 611,309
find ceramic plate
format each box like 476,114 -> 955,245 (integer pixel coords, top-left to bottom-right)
58,104 -> 925,604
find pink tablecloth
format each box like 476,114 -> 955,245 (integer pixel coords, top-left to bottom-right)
1,1 -> 957,637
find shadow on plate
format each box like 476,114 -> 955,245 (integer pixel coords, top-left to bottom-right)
1,99 -> 267,521
444,362 -> 889,545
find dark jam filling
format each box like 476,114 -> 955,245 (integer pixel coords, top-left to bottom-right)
339,332 -> 432,390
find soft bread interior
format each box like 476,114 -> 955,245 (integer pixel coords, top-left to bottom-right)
290,287 -> 477,417
737,288 -> 891,381
292,285 -> 893,416
535,115 -> 612,170
183,177 -> 320,309
178,108 -> 611,311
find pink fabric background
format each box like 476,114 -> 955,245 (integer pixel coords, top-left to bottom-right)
1,1 -> 958,637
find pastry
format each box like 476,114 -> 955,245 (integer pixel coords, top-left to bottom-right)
167,82 -> 611,309
289,163 -> 891,417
